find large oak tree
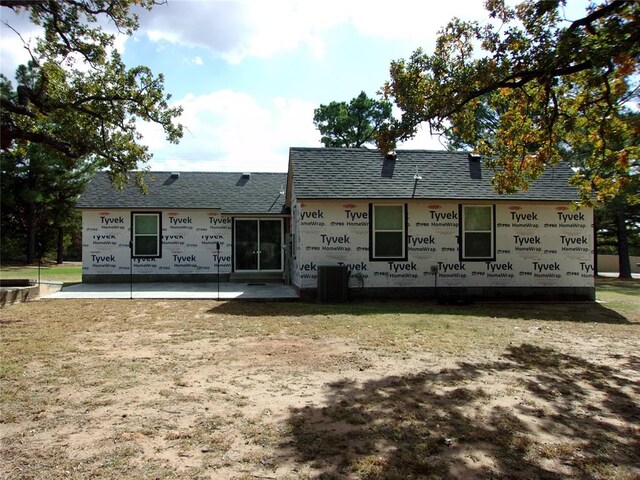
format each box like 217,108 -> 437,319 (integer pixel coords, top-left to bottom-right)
378,0 -> 639,205
0,0 -> 183,187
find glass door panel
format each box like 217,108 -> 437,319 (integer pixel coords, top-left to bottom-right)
259,220 -> 282,270
235,220 -> 258,271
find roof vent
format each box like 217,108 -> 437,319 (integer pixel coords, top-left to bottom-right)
171,172 -> 180,178
468,153 -> 481,162
242,172 -> 251,178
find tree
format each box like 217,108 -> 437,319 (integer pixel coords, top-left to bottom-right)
442,83 -> 639,278
313,91 -> 393,148
1,65 -> 95,263
567,109 -> 640,278
45,154 -> 94,264
378,0 -> 639,204
595,198 -> 640,275
0,0 -> 183,187
0,142 -> 93,263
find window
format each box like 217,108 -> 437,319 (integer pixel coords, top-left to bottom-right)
132,212 -> 161,257
460,205 -> 495,260
370,204 -> 407,260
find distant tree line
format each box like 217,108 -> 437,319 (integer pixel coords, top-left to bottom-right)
1,139 -> 92,264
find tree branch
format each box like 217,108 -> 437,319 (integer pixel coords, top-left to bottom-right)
1,97 -> 37,117
0,1 -> 37,8
565,0 -> 627,34
445,61 -> 594,122
1,123 -> 76,156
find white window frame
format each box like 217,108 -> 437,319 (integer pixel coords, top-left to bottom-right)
460,205 -> 495,261
131,212 -> 162,258
370,203 -> 407,261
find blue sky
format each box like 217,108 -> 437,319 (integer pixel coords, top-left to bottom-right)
1,0 -> 588,173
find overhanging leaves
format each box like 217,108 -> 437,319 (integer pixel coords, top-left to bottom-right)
379,0 -> 639,204
0,0 -> 183,185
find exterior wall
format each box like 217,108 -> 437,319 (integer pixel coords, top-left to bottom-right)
291,199 -> 595,300
81,209 -> 233,282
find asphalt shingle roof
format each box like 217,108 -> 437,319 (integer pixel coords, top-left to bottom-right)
77,171 -> 288,214
289,147 -> 580,201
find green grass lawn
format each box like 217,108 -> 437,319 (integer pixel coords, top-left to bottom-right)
595,277 -> 640,314
0,263 -> 82,283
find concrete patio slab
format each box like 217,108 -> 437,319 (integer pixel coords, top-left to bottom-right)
43,282 -> 299,300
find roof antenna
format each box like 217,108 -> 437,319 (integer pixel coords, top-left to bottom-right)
413,166 -> 422,180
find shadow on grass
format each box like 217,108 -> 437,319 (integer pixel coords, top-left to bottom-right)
281,343 -> 640,480
595,277 -> 640,297
207,300 -> 632,324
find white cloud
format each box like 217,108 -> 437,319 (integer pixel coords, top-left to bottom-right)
344,0 -> 491,42
139,89 -> 321,172
136,1 -> 254,63
0,8 -> 40,79
138,87 -> 445,173
135,0 -> 492,64
398,124 -> 448,151
0,33 -> 33,80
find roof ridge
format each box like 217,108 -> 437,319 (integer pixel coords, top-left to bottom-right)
289,146 -> 473,154
94,170 -> 287,175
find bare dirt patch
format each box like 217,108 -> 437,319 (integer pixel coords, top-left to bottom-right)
1,280 -> 638,479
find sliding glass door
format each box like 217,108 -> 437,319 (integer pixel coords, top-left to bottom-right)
234,219 -> 282,271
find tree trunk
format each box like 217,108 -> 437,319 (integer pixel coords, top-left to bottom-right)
26,201 -> 36,264
56,226 -> 64,264
615,204 -> 632,279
